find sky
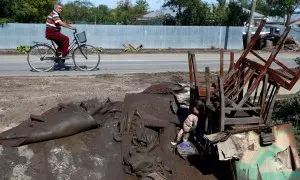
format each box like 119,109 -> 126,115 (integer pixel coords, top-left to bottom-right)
61,0 -> 217,10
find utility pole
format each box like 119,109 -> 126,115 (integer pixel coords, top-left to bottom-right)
246,0 -> 257,45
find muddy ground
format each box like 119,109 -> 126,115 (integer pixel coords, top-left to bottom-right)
0,72 -> 189,131
0,72 -> 221,180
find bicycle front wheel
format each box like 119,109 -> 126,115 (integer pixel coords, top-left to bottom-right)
27,44 -> 56,72
72,44 -> 100,71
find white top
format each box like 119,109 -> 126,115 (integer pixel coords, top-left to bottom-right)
184,114 -> 198,128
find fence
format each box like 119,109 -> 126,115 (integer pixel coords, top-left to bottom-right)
0,23 -> 247,49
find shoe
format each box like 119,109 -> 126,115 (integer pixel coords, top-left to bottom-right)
170,142 -> 177,146
179,141 -> 190,148
53,63 -> 71,71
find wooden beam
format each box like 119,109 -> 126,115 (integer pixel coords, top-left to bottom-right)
225,117 -> 261,125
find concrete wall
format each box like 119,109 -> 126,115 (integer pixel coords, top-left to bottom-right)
0,23 -> 245,49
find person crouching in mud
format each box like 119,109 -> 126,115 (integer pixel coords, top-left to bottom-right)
171,102 -> 200,146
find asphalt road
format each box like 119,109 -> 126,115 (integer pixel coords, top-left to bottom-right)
0,52 -> 299,94
0,52 -> 299,76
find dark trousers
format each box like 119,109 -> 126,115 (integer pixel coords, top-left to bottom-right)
45,28 -> 69,57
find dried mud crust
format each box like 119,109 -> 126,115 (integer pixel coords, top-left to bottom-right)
0,72 -> 190,132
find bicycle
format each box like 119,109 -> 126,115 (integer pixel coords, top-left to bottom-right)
27,29 -> 100,72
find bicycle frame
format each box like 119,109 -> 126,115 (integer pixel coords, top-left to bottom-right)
49,29 -> 83,55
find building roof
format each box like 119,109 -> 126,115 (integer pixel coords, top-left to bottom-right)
137,7 -> 177,21
242,8 -> 265,18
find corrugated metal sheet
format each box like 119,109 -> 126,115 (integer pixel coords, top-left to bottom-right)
0,23 -> 243,49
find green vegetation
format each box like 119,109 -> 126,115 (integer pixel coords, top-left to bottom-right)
0,0 -> 149,25
16,45 -> 30,53
273,92 -> 300,152
243,0 -> 300,25
1,0 -> 300,26
96,47 -> 104,52
273,92 -> 300,124
0,18 -> 8,24
162,0 -> 249,26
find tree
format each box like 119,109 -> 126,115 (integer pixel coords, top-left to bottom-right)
211,1 -> 228,25
268,0 -> 300,25
62,0 -> 94,23
163,0 -> 211,25
181,1 -> 210,25
113,0 -> 149,25
163,0 -> 186,25
0,0 -> 13,19
113,0 -> 134,24
134,0 -> 149,15
226,1 -> 249,26
91,5 -> 111,24
9,0 -> 56,23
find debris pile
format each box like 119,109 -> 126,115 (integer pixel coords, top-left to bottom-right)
283,36 -> 300,51
0,82 -> 214,180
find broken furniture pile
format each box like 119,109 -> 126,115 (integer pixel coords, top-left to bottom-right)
189,19 -> 300,179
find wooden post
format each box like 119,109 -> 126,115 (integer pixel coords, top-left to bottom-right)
246,0 -> 257,45
229,51 -> 234,71
205,67 -> 210,132
218,76 -> 225,131
220,48 -> 224,77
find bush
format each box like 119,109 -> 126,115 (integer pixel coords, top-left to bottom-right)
273,92 -> 300,123
16,45 -> 30,53
273,92 -> 300,153
0,18 -> 8,24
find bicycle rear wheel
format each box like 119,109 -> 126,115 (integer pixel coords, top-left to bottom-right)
27,44 -> 56,72
72,44 -> 100,71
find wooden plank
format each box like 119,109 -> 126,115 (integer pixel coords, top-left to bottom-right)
225,117 -> 261,125
229,51 -> 234,71
225,106 -> 261,111
191,53 -> 198,87
231,69 -> 255,100
235,20 -> 266,67
237,26 -> 291,108
205,67 -> 210,132
260,74 -> 269,123
218,77 -> 225,131
225,65 -> 246,97
265,85 -> 280,124
188,52 -> 194,87
220,48 -> 224,77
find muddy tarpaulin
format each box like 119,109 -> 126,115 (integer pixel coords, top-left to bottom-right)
0,102 -> 99,147
116,92 -> 179,179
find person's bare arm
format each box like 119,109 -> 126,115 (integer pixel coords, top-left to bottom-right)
58,21 -> 75,30
194,116 -> 198,127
